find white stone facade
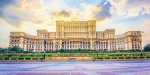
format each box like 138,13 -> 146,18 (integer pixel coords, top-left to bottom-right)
9,20 -> 142,51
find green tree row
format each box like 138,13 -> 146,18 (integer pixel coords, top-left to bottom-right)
144,44 -> 150,52
0,46 -> 23,53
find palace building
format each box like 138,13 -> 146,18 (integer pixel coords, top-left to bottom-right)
9,20 -> 142,52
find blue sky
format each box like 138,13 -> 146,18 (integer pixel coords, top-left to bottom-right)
0,0 -> 150,48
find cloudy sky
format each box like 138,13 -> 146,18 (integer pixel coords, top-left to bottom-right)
0,0 -> 150,48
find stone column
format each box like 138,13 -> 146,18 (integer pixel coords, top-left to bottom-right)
82,40 -> 83,50
78,41 -> 81,49
99,43 -> 101,50
86,41 -> 88,49
116,41 -> 118,50
49,41 -> 51,50
24,39 -> 27,51
98,42 -> 99,50
19,37 -> 24,49
53,40 -> 56,50
70,41 -> 71,50
125,41 -> 127,50
42,40 -> 44,51
134,42 -> 135,50
140,41 -> 142,50
48,42 -> 49,50
128,41 -> 131,50
50,42 -> 51,50
51,42 -> 52,50
60,40 -> 62,49
85,41 -> 86,49
137,42 -> 138,50
64,41 -> 66,50
72,41 -> 74,50
66,41 -> 68,50
90,39 -> 93,50
102,42 -> 104,51
46,42 -> 47,51
108,41 -> 110,50
69,41 -> 70,50
34,40 -> 36,52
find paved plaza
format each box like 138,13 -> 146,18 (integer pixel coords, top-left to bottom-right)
0,61 -> 150,75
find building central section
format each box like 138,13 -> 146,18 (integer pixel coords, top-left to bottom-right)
55,20 -> 96,50
56,20 -> 96,38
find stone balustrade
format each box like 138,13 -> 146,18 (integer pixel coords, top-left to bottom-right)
0,56 -> 149,62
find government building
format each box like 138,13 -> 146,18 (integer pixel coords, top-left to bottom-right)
9,20 -> 142,52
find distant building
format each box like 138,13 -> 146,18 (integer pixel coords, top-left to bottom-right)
9,20 -> 142,52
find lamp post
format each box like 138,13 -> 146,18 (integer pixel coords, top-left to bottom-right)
96,40 -> 99,59
43,40 -> 46,60
64,40 -> 66,53
95,33 -> 99,60
139,40 -> 142,57
139,31 -> 144,58
44,49 -> 45,59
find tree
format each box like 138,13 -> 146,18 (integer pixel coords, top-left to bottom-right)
0,47 -> 3,53
144,44 -> 150,51
78,48 -> 81,51
60,49 -> 64,52
3,47 -> 9,53
10,46 -> 23,53
8,47 -> 12,51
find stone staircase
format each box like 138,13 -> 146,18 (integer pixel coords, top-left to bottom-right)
47,56 -> 93,62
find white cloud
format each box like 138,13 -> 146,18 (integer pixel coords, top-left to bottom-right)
0,0 -> 46,27
109,0 -> 150,17
44,0 -> 68,12
50,2 -> 111,21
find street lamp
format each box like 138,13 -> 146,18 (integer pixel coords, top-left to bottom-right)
96,41 -> 98,59
139,40 -> 142,57
64,40 -> 66,53
43,40 -> 46,60
44,49 -> 45,59
139,31 -> 144,58
96,40 -> 99,59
